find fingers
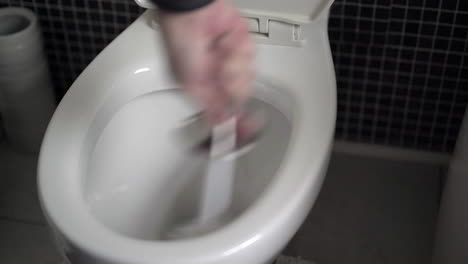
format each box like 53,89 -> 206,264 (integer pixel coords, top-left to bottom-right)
187,83 -> 227,123
159,0 -> 256,125
222,65 -> 254,104
215,17 -> 256,107
216,14 -> 250,53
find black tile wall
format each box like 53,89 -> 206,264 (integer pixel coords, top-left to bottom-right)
330,0 -> 467,153
0,0 -> 467,153
0,0 -> 142,97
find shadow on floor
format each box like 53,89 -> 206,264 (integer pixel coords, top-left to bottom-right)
284,153 -> 442,264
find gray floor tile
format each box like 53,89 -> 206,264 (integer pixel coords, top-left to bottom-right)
0,220 -> 62,264
0,145 -> 45,224
284,153 -> 441,264
1,142 -> 441,264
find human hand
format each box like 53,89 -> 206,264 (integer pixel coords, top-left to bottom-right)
158,0 -> 255,123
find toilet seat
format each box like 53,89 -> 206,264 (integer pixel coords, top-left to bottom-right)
38,3 -> 336,264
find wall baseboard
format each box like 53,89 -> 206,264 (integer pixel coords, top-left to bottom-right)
333,140 -> 452,166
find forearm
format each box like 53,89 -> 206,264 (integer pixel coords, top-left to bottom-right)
150,0 -> 214,12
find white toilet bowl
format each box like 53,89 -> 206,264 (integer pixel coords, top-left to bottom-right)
38,0 -> 336,263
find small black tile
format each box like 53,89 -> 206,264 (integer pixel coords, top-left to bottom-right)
440,91 -> 454,101
375,21 -> 388,32
344,17 -> 358,30
375,8 -> 389,19
423,10 -> 438,21
441,0 -> 458,11
102,1 -> 112,9
425,0 -> 442,8
455,13 -> 468,26
392,7 -> 407,19
89,11 -> 100,21
434,39 -> 450,50
372,45 -> 385,56
453,26 -> 468,39
357,32 -> 372,43
104,25 -> 115,33
428,75 -> 442,87
461,67 -> 468,78
37,6 -> 48,16
403,36 -> 417,46
361,7 -> 374,18
439,11 -> 456,24
343,31 -> 357,42
68,33 -> 78,42
91,24 -> 101,33
420,24 -> 436,35
344,5 -> 359,17
444,67 -> 460,78
64,20 -> 75,29
407,8 -> 423,20
104,13 -> 114,23
400,62 -> 413,73
358,20 -> 373,31
419,37 -> 434,49
328,30 -> 342,41
402,49 -> 416,59
432,52 -> 446,63
115,3 -> 127,12
460,0 -> 468,11
415,50 -> 431,61
88,1 -> 98,9
447,53 -> 462,67
438,25 -> 454,38
397,74 -> 411,84
458,90 -> 468,101
392,0 -> 408,6
374,33 -> 388,43
63,10 -> 73,18
74,0 -> 85,7
50,8 -> 60,17
83,46 -> 93,54
390,21 -> 404,32
405,22 -> 420,34
116,15 -> 127,24
329,17 -> 341,28
70,45 -> 80,53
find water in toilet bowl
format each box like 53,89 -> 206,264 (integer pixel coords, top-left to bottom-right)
84,89 -> 292,241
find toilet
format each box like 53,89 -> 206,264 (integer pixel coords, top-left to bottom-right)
38,0 -> 336,263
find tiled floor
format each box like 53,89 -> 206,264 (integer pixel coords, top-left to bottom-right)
0,144 -> 62,264
0,143 -> 442,264
284,154 -> 442,264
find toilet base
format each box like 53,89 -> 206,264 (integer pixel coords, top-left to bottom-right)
274,255 -> 315,264
59,255 -> 313,264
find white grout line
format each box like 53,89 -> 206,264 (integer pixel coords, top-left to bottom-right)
382,5 -> 408,145
413,1 -> 444,149
329,27 -> 468,43
369,4 -> 390,142
356,1 -> 378,142
399,2 -> 425,146
427,0 -> 461,151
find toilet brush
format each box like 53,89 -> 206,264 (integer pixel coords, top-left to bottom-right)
165,116 -> 238,239
165,101 -> 266,239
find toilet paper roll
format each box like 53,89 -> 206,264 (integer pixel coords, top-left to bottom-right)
0,7 -> 55,153
0,8 -> 43,66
